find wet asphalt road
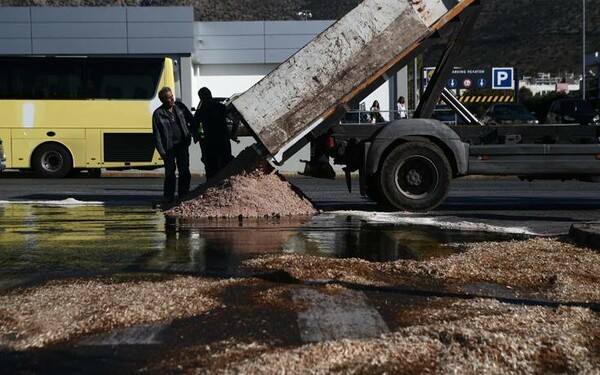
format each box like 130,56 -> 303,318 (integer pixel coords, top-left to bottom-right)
2,172 -> 600,235
1,172 -> 600,373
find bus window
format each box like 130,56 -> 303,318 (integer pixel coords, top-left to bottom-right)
1,59 -> 83,100
87,59 -> 162,100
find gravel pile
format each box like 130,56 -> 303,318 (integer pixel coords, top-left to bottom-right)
0,276 -> 238,349
195,299 -> 598,374
243,237 -> 600,302
1,237 -> 598,372
165,170 -> 318,219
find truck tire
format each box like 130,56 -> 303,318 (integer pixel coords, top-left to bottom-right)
379,142 -> 451,212
33,143 -> 73,178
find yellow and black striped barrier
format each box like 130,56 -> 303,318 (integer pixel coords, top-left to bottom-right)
459,95 -> 514,103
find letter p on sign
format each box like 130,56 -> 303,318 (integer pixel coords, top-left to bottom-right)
492,67 -> 514,90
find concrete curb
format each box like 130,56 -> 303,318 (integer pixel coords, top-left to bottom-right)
568,223 -> 600,251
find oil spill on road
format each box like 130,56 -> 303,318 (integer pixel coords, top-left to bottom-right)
0,204 -> 163,291
0,204 -> 526,291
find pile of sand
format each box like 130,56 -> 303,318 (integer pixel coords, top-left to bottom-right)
165,170 -> 318,219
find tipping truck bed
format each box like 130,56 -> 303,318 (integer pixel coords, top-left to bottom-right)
228,0 -> 478,165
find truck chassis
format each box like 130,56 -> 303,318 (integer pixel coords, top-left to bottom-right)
320,121 -> 600,211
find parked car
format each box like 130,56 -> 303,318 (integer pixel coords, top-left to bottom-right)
546,98 -> 600,125
0,138 -> 5,171
432,105 -> 467,125
481,103 -> 539,125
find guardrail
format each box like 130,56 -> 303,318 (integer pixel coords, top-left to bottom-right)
340,107 -> 472,125
340,109 -> 413,124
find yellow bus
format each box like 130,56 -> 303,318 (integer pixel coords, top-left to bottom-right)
0,56 -> 175,177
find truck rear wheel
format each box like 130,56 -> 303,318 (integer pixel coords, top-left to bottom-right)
33,143 -> 73,178
379,142 -> 451,212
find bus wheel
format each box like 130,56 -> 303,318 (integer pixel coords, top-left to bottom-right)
379,142 -> 451,212
33,143 -> 73,178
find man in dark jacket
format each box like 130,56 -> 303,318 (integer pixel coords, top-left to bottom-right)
152,86 -> 193,204
193,87 -> 237,179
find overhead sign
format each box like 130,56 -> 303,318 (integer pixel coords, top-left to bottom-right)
423,67 -> 514,91
492,67 -> 514,89
452,68 -> 487,89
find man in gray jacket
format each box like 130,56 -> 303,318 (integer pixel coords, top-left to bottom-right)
152,87 -> 193,204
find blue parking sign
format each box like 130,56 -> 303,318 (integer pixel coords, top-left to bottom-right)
492,67 -> 514,89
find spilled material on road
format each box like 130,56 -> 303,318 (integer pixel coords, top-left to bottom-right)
164,169 -> 318,219
1,204 -> 599,373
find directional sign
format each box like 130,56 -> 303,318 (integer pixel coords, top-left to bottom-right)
422,67 -> 513,91
444,68 -> 489,89
492,67 -> 514,89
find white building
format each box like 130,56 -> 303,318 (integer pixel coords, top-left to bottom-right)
519,73 -> 581,96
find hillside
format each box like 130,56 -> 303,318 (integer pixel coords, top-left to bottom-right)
1,0 -> 599,75
460,0 -> 600,75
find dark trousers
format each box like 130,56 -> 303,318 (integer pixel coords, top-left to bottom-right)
201,138 -> 233,179
163,142 -> 190,200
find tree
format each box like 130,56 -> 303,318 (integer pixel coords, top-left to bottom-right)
522,91 -> 568,123
519,86 -> 533,102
